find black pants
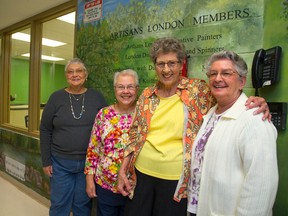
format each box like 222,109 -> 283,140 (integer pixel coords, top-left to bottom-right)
124,169 -> 187,216
96,184 -> 127,216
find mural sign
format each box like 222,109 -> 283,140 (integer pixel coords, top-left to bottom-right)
76,0 -> 286,103
5,156 -> 26,181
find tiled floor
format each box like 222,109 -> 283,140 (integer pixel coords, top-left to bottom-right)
0,171 -> 49,216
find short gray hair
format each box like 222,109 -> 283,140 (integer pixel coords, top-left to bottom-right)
205,50 -> 248,77
150,37 -> 186,64
65,58 -> 87,74
113,69 -> 139,86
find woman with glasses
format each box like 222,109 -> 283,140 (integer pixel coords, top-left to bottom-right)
117,37 -> 271,216
187,51 -> 278,216
40,58 -> 107,216
85,69 -> 139,216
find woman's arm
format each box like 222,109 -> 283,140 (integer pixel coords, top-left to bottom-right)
86,174 -> 96,198
237,118 -> 278,215
245,96 -> 271,121
117,154 -> 132,196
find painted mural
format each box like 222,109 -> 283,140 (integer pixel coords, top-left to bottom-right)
0,129 -> 50,199
76,0 -> 269,103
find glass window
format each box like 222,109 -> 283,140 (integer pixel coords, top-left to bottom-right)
10,28 -> 31,128
0,36 -> 2,81
40,12 -> 75,128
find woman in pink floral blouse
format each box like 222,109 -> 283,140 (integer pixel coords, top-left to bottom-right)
84,69 -> 139,216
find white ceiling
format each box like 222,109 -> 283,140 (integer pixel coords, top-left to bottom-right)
0,0 -> 71,30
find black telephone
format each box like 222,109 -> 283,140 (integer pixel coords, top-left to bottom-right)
268,102 -> 287,130
252,46 -> 282,96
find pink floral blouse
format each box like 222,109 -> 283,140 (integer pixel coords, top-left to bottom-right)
84,105 -> 134,193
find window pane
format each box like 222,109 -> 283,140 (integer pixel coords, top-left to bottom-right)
40,12 -> 75,129
0,36 -> 1,85
10,28 -> 31,128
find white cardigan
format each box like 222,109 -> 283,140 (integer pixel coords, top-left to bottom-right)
188,93 -> 278,216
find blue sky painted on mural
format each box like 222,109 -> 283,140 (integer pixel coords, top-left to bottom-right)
77,0 -> 132,25
77,0 -> 167,26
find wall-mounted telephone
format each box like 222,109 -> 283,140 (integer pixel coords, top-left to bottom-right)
252,46 -> 282,96
268,102 -> 287,130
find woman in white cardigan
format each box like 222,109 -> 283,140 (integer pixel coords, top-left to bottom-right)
187,50 -> 278,216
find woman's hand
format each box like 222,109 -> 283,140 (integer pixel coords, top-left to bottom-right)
245,96 -> 272,121
86,174 -> 96,198
43,166 -> 53,177
117,156 -> 132,196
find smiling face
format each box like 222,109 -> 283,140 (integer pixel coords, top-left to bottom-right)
65,63 -> 87,89
114,74 -> 138,107
155,52 -> 183,91
208,59 -> 246,105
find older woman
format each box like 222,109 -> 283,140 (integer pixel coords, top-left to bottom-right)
187,51 -> 278,216
85,69 -> 139,216
117,38 -> 271,216
40,58 -> 107,216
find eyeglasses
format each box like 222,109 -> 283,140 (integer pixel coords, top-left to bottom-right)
155,61 -> 179,69
206,70 -> 240,79
66,69 -> 85,75
114,85 -> 137,91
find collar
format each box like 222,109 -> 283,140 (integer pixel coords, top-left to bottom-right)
205,92 -> 248,120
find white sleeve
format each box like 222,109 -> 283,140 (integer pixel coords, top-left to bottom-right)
237,117 -> 278,216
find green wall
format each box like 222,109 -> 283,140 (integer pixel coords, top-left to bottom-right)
10,59 -> 66,105
40,62 -> 66,104
10,59 -> 29,104
262,0 -> 288,215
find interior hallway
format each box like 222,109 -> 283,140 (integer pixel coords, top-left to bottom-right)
0,171 -> 49,216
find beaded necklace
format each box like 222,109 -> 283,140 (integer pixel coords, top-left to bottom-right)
69,93 -> 85,119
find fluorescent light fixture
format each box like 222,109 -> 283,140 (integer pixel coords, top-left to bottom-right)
57,12 -> 75,24
22,53 -> 64,61
12,32 -> 66,47
42,38 -> 66,47
12,32 -> 30,42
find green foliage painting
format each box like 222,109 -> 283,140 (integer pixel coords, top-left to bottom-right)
76,0 -> 268,103
76,0 -> 284,103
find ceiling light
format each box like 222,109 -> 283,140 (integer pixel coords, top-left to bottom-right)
12,32 -> 30,42
42,38 -> 66,47
12,32 -> 66,47
22,53 -> 64,61
57,12 -> 75,24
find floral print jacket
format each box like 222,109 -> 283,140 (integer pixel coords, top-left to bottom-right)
124,77 -> 214,202
85,106 -> 134,193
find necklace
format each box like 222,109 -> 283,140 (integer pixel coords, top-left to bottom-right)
71,93 -> 83,101
69,93 -> 85,119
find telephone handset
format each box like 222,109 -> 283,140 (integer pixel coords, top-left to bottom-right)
252,46 -> 282,96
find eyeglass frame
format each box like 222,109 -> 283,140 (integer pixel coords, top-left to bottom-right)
206,69 -> 241,79
66,69 -> 86,76
155,60 -> 180,69
114,85 -> 138,91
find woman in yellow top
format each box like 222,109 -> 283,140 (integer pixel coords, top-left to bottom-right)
117,37 -> 270,216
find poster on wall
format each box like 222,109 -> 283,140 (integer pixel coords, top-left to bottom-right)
83,0 -> 103,23
5,156 -> 26,181
76,0 -> 265,102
